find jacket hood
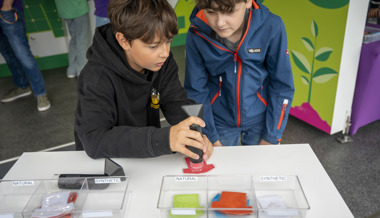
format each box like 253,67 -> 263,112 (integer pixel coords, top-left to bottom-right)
189,0 -> 269,37
86,24 -> 152,85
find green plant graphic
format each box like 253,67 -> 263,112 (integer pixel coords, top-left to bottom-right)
260,0 -> 348,9
290,20 -> 338,104
308,0 -> 349,9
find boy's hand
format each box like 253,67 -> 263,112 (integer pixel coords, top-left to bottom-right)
201,134 -> 213,161
169,116 -> 213,160
259,139 -> 275,145
213,140 -> 223,147
368,7 -> 380,18
1,0 -> 14,11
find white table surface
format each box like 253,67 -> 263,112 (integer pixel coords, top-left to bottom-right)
4,144 -> 353,218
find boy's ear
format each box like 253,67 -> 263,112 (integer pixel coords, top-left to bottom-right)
115,32 -> 131,50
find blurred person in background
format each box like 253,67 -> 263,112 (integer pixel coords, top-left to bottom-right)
94,0 -> 110,27
54,0 -> 90,79
0,0 -> 51,111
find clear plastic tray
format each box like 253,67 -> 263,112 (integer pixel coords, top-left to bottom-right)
158,175 -> 257,218
363,24 -> 380,44
0,180 -> 43,218
0,176 -> 129,218
253,175 -> 310,218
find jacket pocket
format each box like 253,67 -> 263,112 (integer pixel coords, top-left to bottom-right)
0,9 -> 18,24
277,99 -> 288,130
256,85 -> 267,106
210,76 -> 222,105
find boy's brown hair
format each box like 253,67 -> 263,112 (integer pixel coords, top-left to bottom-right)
108,0 -> 178,44
196,0 -> 249,13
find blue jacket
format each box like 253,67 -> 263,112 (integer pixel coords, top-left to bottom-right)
184,0 -> 294,144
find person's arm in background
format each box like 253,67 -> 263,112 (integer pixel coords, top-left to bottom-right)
159,52 -> 214,160
261,19 -> 295,145
1,0 -> 14,11
368,0 -> 380,18
184,31 -> 221,147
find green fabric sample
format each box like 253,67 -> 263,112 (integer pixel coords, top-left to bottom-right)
169,194 -> 204,218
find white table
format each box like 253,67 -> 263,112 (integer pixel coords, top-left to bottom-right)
4,144 -> 353,218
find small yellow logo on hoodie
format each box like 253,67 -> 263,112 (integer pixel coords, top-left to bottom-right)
151,88 -> 160,109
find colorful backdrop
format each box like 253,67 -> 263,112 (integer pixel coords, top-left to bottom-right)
0,0 -> 68,78
0,0 -> 195,78
263,0 -> 349,134
1,0 -> 368,135
263,0 -> 369,134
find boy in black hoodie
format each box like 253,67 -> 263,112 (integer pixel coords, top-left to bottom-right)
74,0 -> 213,160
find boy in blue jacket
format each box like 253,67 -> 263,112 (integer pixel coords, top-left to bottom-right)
184,0 -> 295,146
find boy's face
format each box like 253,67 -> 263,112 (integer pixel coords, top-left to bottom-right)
203,0 -> 252,43
117,33 -> 171,74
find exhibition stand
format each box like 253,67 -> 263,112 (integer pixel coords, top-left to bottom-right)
2,144 -> 354,218
350,35 -> 380,135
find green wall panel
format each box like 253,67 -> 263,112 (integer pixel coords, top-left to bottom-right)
264,0 -> 349,133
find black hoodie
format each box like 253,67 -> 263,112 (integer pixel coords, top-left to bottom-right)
74,24 -> 194,158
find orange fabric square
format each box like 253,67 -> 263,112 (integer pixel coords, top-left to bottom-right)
211,191 -> 253,215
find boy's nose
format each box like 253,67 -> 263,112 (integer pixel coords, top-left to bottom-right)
159,44 -> 170,58
216,14 -> 226,27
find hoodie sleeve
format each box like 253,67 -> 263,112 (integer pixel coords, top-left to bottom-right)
184,31 -> 220,144
75,66 -> 172,159
262,18 -> 295,144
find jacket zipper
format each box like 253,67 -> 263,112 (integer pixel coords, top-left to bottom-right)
193,32 -> 244,128
257,85 -> 267,106
235,54 -> 242,127
231,9 -> 252,127
234,56 -> 237,74
192,9 -> 252,128
277,99 -> 288,130
210,76 -> 222,105
219,76 -> 222,96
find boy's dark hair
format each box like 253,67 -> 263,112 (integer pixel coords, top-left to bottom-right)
108,0 -> 178,43
196,0 -> 248,13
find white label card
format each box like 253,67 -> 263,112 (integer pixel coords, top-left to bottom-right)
94,178 -> 121,184
175,176 -> 198,182
11,181 -> 35,186
0,214 -> 14,218
171,209 -> 196,215
82,211 -> 113,217
259,176 -> 288,182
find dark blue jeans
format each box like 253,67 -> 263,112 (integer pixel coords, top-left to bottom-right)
0,9 -> 46,97
216,123 -> 264,146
